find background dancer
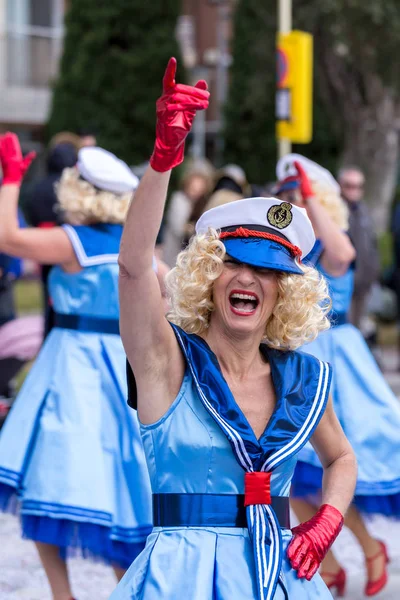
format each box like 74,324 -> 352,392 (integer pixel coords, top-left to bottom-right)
276,155 -> 400,597
0,135 -> 152,600
110,57 -> 357,600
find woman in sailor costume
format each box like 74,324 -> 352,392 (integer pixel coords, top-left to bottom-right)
276,154 -> 400,597
110,57 -> 357,600
0,135 -> 152,600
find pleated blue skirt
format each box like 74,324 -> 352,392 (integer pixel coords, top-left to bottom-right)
292,324 -> 400,515
110,527 -> 333,599
0,328 -> 152,566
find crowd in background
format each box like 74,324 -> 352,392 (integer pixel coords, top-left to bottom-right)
1,132 -> 399,414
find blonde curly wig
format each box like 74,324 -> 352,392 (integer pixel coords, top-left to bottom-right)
166,230 -> 331,351
309,179 -> 349,230
56,166 -> 132,225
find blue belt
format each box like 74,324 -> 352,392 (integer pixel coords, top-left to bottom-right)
152,493 -> 290,529
328,311 -> 348,327
54,312 -> 120,335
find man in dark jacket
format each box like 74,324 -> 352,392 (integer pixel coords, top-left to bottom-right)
338,166 -> 380,328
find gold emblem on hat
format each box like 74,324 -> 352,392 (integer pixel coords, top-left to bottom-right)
267,202 -> 293,229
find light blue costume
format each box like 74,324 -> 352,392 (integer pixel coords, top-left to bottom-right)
111,324 -> 334,599
292,241 -> 400,515
0,224 -> 152,566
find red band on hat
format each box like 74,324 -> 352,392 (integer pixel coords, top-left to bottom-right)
244,472 -> 272,506
220,227 -> 302,259
280,175 -> 300,185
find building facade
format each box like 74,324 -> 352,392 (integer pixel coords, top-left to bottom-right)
0,0 -> 65,148
0,0 -> 235,157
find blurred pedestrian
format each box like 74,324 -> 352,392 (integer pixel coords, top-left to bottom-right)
163,163 -> 214,266
277,154 -> 400,598
78,127 -> 97,148
25,142 -> 77,336
0,135 -> 152,600
0,228 -> 43,415
338,166 -> 380,329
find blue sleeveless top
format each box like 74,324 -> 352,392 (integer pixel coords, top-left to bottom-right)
47,224 -> 122,319
127,324 -> 332,600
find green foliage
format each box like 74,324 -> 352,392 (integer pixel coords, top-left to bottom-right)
47,0 -> 184,165
224,1 -> 339,184
225,0 -> 400,185
223,2 -> 277,183
293,0 -> 400,91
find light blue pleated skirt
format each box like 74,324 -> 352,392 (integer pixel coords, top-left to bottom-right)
0,328 -> 152,566
293,323 -> 400,515
109,526 -> 332,599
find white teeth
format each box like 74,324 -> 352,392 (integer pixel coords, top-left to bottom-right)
230,293 -> 257,301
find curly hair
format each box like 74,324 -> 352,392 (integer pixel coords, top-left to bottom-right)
310,180 -> 349,230
56,166 -> 132,225
166,230 -> 331,351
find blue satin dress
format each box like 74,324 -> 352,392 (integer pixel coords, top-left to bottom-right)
0,224 -> 152,566
292,241 -> 400,515
110,325 -> 333,599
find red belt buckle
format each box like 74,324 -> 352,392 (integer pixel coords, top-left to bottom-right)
244,472 -> 272,506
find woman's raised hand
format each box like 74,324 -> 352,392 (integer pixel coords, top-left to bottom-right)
150,57 -> 209,173
294,160 -> 314,202
0,132 -> 36,186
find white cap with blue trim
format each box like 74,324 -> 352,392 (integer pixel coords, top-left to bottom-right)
276,153 -> 340,194
77,147 -> 139,194
196,197 -> 315,275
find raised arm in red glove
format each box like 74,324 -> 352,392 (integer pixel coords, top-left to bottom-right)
150,57 -> 209,173
0,132 -> 36,186
293,160 -> 314,202
287,503 -> 344,580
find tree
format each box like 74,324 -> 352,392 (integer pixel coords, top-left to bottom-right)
47,0 -> 183,166
294,0 -> 400,232
225,1 -> 400,231
224,2 -> 339,188
223,2 -> 278,184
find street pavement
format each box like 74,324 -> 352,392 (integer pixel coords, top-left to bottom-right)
1,347 -> 400,599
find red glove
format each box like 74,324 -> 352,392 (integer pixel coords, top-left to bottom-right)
0,132 -> 36,185
294,160 -> 314,201
150,57 -> 209,172
287,504 -> 344,580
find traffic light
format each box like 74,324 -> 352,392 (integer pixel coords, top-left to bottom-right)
276,30 -> 313,143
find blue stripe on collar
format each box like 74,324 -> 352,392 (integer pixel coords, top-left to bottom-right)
63,224 -> 122,267
171,324 -> 331,469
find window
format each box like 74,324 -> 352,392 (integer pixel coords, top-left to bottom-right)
6,0 -> 64,87
31,0 -> 53,27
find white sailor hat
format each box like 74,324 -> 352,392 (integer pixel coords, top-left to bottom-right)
77,147 -> 139,194
196,197 -> 315,275
276,153 -> 340,195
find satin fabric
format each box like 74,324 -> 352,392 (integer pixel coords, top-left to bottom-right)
112,329 -> 333,599
293,242 -> 400,513
294,323 -> 400,508
0,226 -> 152,566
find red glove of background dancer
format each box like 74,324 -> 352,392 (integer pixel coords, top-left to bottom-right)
287,504 -> 344,580
0,132 -> 36,186
294,160 -> 314,202
150,57 -> 209,172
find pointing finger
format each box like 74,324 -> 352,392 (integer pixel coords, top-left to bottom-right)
163,57 -> 177,92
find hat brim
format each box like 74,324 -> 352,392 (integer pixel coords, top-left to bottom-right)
275,179 -> 300,195
223,238 -> 303,275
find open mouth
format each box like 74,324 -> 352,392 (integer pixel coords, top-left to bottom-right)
229,290 -> 259,316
